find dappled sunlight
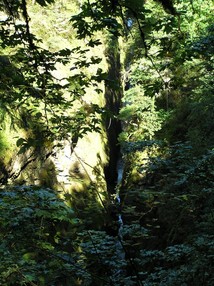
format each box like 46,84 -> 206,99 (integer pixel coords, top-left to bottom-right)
49,131 -> 108,194
0,0 -> 214,284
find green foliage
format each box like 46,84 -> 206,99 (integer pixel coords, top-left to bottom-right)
1,0 -> 214,285
0,186 -> 78,285
119,1 -> 214,282
0,0 -> 106,155
121,142 -> 214,285
138,237 -> 214,286
119,86 -> 165,145
0,186 -> 128,285
71,1 -> 122,38
80,230 -> 126,285
160,22 -> 214,152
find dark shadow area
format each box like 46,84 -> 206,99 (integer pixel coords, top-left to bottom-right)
66,156 -> 109,230
104,35 -> 123,194
120,141 -> 214,284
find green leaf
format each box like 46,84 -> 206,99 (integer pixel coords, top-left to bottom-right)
16,138 -> 26,147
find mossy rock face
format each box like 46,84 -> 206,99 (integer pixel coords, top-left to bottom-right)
1,130 -> 108,195
14,157 -> 58,188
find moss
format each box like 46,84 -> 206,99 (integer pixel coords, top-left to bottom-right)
0,125 -> 18,165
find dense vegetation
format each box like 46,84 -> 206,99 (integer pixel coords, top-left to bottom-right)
0,0 -> 214,285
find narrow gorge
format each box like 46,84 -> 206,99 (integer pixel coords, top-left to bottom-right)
1,0 -> 214,285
